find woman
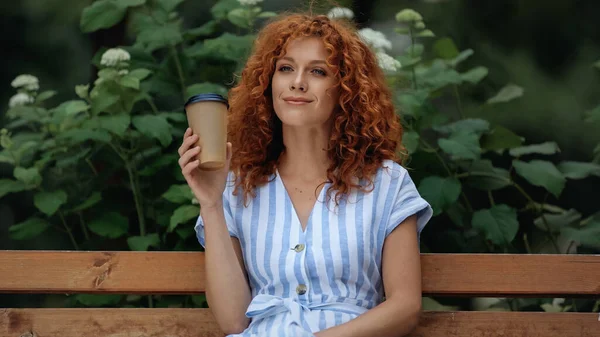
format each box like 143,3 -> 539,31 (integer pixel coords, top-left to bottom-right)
178,12 -> 433,337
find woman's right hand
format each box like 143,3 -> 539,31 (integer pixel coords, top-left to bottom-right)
178,127 -> 232,210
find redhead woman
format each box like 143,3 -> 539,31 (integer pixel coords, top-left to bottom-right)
178,11 -> 432,337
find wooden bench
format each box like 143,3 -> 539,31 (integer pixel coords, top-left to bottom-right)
1,251 -> 598,337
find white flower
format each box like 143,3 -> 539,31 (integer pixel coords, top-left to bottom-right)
327,7 -> 354,20
9,93 -> 34,108
118,69 -> 129,75
376,52 -> 401,72
11,74 -> 39,91
358,28 -> 392,51
191,197 -> 199,205
100,48 -> 131,67
237,0 -> 263,5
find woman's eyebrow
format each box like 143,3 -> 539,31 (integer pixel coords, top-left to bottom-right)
279,56 -> 327,65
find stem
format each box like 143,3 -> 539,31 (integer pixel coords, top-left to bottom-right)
523,233 -> 532,254
487,190 -> 495,207
78,212 -> 90,241
125,161 -> 146,236
144,95 -> 160,114
409,27 -> 418,90
86,158 -> 98,176
171,46 -> 187,102
59,211 -> 79,250
539,212 -> 561,254
453,85 -> 465,119
565,240 -> 575,254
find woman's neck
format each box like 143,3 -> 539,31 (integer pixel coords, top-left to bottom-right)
277,124 -> 331,181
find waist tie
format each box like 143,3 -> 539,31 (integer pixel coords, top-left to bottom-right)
245,294 -> 369,335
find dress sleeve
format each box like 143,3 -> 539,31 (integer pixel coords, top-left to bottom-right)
193,173 -> 239,248
386,168 -> 433,243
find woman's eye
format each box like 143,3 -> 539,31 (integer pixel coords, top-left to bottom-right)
279,65 -> 293,72
313,69 -> 326,76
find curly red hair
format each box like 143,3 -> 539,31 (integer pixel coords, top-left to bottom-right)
227,12 -> 406,205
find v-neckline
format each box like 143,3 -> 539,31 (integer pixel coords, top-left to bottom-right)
275,169 -> 328,234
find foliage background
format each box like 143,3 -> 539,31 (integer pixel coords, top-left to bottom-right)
1,0 -> 598,313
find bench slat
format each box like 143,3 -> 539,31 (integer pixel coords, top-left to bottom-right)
0,251 -> 599,296
1,309 -> 598,337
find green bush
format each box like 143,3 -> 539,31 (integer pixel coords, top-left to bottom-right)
1,0 -> 598,312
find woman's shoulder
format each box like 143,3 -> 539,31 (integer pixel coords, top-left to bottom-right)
377,159 -> 409,181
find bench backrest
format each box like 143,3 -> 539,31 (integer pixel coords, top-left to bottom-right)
1,251 -> 598,337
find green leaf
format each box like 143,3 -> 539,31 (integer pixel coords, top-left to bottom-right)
98,114 -> 131,137
58,129 -> 112,144
438,131 -> 481,161
186,82 -> 228,98
396,90 -> 428,118
534,209 -> 581,232
402,131 -> 420,154
228,8 -> 250,29
258,11 -> 277,18
185,20 -> 219,38
80,0 -> 127,33
9,217 -> 51,240
0,179 -> 28,198
417,176 -> 461,216
448,49 -> 474,67
416,29 -> 435,37
136,21 -> 182,52
88,211 -> 129,238
191,294 -> 207,307
193,33 -> 254,62
583,105 -> 600,123
434,118 -> 490,135
176,226 -> 195,239
480,125 -> 524,151
211,0 -> 240,20
128,68 -> 152,80
460,66 -> 488,84
169,205 -> 199,232
34,190 -> 68,216
119,75 -> 140,90
71,192 -> 102,212
91,93 -> 120,115
415,60 -> 462,90
557,161 -> 600,179
132,115 -> 172,147
465,160 -> 511,191
118,0 -> 146,7
76,294 -> 123,306
513,160 -> 566,198
158,112 -> 187,123
594,60 -> 600,70
561,221 -> 600,250
406,44 -> 424,57
127,233 -> 160,251
472,204 -> 519,245
155,0 -> 184,12
54,100 -> 89,117
422,297 -> 460,311
486,84 -> 524,104
0,151 -> 15,165
509,141 -> 560,157
162,185 -> 194,203
14,167 -> 42,186
36,90 -> 57,103
432,38 -> 459,59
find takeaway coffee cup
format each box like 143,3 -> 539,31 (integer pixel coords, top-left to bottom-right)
184,93 -> 228,170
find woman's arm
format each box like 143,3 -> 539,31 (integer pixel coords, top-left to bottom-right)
202,204 -> 252,335
315,215 -> 422,337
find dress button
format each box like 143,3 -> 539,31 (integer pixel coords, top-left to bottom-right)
296,284 -> 307,295
292,244 -> 305,252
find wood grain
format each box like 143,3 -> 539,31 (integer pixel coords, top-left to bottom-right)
2,309 -> 599,337
1,251 -> 599,296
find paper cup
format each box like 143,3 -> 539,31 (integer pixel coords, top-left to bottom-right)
184,93 -> 228,170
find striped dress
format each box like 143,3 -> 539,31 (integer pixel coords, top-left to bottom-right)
195,160 -> 433,336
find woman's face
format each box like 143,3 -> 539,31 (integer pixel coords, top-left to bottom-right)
271,37 -> 340,128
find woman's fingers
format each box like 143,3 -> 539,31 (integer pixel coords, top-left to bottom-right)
182,158 -> 200,176
178,146 -> 201,169
178,132 -> 198,156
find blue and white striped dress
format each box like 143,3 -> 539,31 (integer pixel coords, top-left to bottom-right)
195,160 -> 433,336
